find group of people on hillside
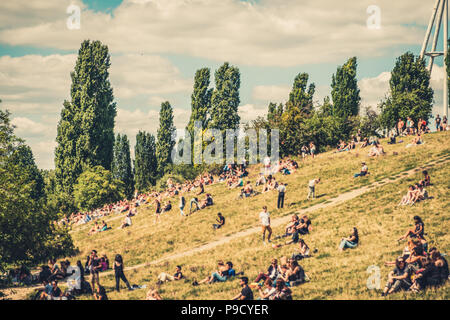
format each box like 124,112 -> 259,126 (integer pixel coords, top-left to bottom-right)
382,216 -> 448,296
398,171 -> 430,206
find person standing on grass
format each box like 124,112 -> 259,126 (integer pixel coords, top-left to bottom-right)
309,142 -> 316,159
114,254 -> 132,292
179,194 -> 186,216
307,178 -> 320,200
154,198 -> 161,224
232,277 -> 253,300
259,206 -> 272,244
277,182 -> 286,209
88,250 -> 101,294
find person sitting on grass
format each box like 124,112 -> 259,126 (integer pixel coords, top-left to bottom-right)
196,261 -> 234,285
381,257 -> 412,296
286,259 -> 306,286
291,239 -> 311,261
146,288 -> 162,300
98,220 -> 108,232
213,212 -> 225,230
119,212 -> 132,229
255,173 -> 266,186
420,170 -> 431,186
297,214 -> 312,235
232,277 -> 253,300
257,278 -> 276,300
409,253 -> 448,293
189,197 -> 200,214
353,162 -> 369,178
398,185 -> 416,206
88,222 -> 100,235
252,258 -> 279,285
243,181 -> 254,197
161,201 -> 172,214
338,227 -> 359,251
94,285 -> 108,300
398,216 -> 425,242
271,279 -> 292,300
157,265 -> 184,285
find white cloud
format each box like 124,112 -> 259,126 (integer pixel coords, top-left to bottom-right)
252,85 -> 290,103
238,103 -> 267,124
0,0 -> 432,67
12,117 -> 51,136
358,65 -> 446,113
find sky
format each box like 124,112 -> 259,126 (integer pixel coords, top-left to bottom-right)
0,0 -> 447,169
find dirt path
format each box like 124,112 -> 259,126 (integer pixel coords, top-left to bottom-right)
114,155 -> 450,273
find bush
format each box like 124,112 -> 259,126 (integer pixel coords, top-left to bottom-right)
73,166 -> 125,211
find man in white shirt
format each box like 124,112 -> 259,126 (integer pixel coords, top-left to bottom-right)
277,183 -> 286,209
259,206 -> 272,244
307,178 -> 320,200
354,162 -> 369,178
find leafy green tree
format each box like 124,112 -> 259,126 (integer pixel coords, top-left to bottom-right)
187,68 -> 213,136
331,57 -> 361,118
279,73 -> 315,156
73,165 -> 124,212
156,101 -> 176,175
288,73 -> 315,115
55,40 -> 117,200
380,52 -> 433,129
112,134 -> 134,199
134,131 -> 157,192
209,62 -> 241,131
9,144 -> 45,201
0,105 -> 75,270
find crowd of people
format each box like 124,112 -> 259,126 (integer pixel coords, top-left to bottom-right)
28,121 -> 447,301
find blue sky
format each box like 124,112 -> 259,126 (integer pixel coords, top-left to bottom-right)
0,0 -> 447,169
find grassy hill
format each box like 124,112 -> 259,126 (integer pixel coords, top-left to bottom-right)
56,131 -> 450,299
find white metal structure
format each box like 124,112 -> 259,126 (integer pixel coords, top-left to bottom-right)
420,0 -> 448,118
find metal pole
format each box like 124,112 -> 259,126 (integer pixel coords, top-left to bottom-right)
421,0 -> 441,58
428,0 -> 445,72
444,0 -> 448,119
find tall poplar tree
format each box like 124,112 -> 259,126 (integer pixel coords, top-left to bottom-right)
112,133 -> 134,199
156,101 -> 175,175
331,57 -> 361,118
187,68 -> 213,136
134,131 -> 157,192
54,40 -> 116,198
209,62 -> 241,131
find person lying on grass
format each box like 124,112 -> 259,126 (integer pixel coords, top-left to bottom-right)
338,227 -> 359,251
157,265 -> 184,285
196,261 -> 235,285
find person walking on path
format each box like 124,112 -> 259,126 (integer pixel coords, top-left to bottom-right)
259,206 -> 272,245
